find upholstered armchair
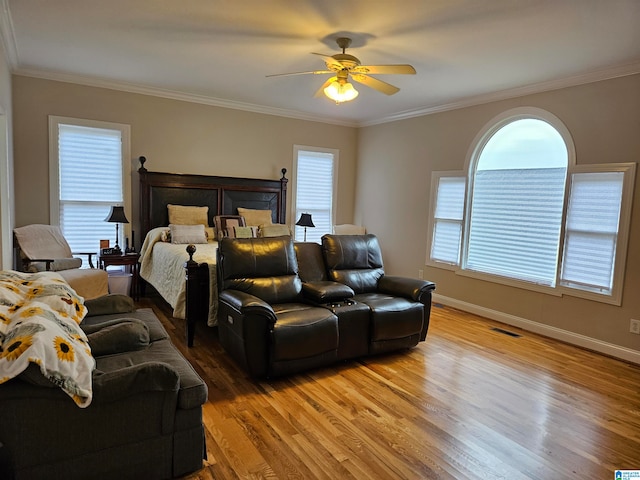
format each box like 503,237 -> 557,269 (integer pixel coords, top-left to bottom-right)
321,234 -> 436,353
13,224 -> 109,300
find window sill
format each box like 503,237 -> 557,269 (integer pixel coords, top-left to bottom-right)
427,262 -> 622,306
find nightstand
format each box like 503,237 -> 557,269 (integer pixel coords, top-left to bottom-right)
98,253 -> 141,300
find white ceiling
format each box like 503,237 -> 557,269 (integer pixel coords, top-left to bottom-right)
3,0 -> 640,126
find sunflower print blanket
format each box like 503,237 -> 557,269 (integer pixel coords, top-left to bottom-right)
0,270 -> 94,407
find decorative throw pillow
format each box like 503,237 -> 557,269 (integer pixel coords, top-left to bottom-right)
237,207 -> 273,227
220,219 -> 240,239
84,294 -> 135,317
87,319 -> 150,356
170,224 -> 208,244
234,226 -> 257,238
160,228 -> 171,242
167,204 -> 209,226
204,227 -> 216,242
214,215 -> 245,240
258,224 -> 291,237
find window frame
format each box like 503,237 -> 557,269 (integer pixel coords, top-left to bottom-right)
48,116 -> 132,249
426,107 -> 635,305
426,171 -> 467,270
557,162 -> 636,305
291,145 -> 338,243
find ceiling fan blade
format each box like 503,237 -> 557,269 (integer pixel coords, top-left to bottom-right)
351,74 -> 400,95
266,70 -> 333,78
352,64 -> 416,75
311,52 -> 344,70
314,77 -> 337,98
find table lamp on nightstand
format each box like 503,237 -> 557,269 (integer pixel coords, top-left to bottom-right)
296,213 -> 315,242
104,205 -> 129,254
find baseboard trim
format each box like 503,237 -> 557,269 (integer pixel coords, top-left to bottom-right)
432,293 -> 640,365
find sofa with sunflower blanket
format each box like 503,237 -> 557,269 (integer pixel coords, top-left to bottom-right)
0,270 -> 207,480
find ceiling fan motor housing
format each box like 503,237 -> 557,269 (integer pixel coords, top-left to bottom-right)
330,53 -> 360,70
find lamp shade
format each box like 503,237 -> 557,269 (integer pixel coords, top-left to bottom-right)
296,213 -> 315,228
104,205 -> 129,224
324,81 -> 359,104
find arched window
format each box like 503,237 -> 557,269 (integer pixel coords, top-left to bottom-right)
466,117 -> 568,286
427,108 -> 635,304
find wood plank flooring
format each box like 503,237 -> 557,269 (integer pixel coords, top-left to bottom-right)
138,295 -> 640,479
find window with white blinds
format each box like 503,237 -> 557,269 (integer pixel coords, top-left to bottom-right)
560,168 -> 634,297
49,117 -> 131,254
466,118 -> 568,285
467,167 -> 567,285
429,175 -> 466,265
426,109 -> 635,305
293,147 -> 336,244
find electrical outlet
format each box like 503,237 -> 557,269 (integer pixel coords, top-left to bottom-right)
630,319 -> 640,335
418,269 -> 424,279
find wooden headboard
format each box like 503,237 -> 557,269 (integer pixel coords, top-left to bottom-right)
138,156 -> 288,240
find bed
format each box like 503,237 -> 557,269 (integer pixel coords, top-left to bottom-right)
137,156 -> 288,346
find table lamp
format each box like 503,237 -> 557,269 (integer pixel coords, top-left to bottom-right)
104,205 -> 129,254
295,213 -> 315,242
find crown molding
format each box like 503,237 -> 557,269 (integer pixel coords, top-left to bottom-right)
11,58 -> 640,129
13,67 -> 359,128
0,0 -> 18,68
361,60 -> 640,127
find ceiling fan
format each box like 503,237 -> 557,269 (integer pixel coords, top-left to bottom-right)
267,37 -> 416,104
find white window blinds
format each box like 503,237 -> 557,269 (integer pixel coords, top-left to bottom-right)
430,175 -> 465,265
294,150 -> 335,243
57,123 -> 124,253
466,167 -> 566,285
560,171 -> 624,293
426,108 -> 635,304
464,117 -> 568,286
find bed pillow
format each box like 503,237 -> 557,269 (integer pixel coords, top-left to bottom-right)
238,208 -> 273,227
170,224 -> 208,244
167,204 -> 209,226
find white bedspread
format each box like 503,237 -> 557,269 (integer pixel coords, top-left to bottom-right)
139,227 -> 218,326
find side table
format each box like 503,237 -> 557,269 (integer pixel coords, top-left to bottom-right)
98,253 -> 141,300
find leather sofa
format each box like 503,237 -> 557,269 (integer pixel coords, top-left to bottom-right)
0,294 -> 207,480
217,234 -> 435,378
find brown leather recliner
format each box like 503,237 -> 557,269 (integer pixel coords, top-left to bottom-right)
217,235 -> 436,378
216,236 -> 340,377
322,234 -> 436,354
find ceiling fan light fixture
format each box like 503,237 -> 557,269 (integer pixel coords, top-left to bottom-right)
324,80 -> 358,104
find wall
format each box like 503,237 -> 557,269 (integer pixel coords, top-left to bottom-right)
12,72 -> 640,361
357,74 -> 640,357
12,75 -> 358,246
0,37 -> 12,269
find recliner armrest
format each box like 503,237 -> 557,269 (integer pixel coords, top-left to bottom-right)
302,281 -> 354,304
219,289 -> 277,324
378,275 -> 436,303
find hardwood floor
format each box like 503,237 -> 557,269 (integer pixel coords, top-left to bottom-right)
138,295 -> 640,479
